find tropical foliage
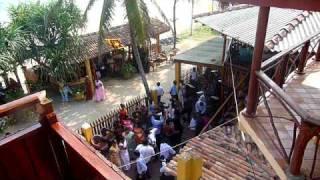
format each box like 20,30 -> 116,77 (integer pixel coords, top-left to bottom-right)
0,24 -> 29,81
6,0 -> 85,82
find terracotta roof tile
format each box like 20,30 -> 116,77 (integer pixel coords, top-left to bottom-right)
166,127 -> 278,179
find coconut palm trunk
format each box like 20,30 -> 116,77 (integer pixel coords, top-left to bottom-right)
173,0 -> 177,49
128,27 -> 151,100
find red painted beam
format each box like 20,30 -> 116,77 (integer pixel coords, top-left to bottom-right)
51,121 -> 126,180
220,0 -> 320,11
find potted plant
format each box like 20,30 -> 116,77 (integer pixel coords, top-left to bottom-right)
73,87 -> 85,101
120,63 -> 136,79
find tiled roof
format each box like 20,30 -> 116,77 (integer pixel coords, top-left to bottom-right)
166,127 -> 278,179
196,7 -> 320,52
265,11 -> 320,52
80,18 -> 170,60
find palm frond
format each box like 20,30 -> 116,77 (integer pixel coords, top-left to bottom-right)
150,0 -> 174,34
83,0 -> 98,21
124,0 -> 150,45
97,0 -> 115,63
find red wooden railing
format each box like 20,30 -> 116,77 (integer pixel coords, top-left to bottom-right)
0,92 -> 127,180
246,29 -> 320,178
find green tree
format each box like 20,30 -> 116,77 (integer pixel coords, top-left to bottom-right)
85,0 -> 154,99
8,0 -> 85,82
0,24 -> 29,86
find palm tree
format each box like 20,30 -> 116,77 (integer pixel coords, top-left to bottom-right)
84,0 -> 160,100
173,0 -> 178,49
0,25 -> 29,87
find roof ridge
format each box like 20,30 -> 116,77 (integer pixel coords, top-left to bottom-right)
193,4 -> 254,19
265,11 -> 312,49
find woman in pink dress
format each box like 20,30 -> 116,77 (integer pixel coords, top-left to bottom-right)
94,79 -> 106,102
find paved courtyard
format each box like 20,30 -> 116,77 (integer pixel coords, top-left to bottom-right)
53,31 -> 216,130
53,63 -> 192,130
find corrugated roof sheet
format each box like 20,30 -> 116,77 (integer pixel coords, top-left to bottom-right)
195,7 -> 313,52
174,36 -> 225,67
80,18 -> 170,61
166,127 -> 278,179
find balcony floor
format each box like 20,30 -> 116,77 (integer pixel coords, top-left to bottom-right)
239,59 -> 320,179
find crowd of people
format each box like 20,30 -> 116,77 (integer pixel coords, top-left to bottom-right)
90,67 -> 225,179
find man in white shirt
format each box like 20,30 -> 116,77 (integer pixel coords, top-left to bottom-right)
160,142 -> 176,160
195,95 -> 206,115
135,140 -> 155,178
135,140 -> 155,163
191,67 -> 197,81
134,151 -> 147,180
156,82 -> 164,104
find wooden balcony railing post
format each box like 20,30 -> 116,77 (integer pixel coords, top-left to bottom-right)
296,40 -> 310,74
289,121 -> 320,177
245,6 -> 270,116
274,54 -> 289,88
315,40 -> 320,61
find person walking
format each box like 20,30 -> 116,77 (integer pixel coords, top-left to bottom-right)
94,78 -> 106,102
156,82 -> 164,104
135,151 -> 147,180
169,80 -> 178,100
160,141 -> 176,161
135,140 -> 155,178
178,80 -> 186,109
118,136 -> 131,171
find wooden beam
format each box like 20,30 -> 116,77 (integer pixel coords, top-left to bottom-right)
175,62 -> 181,85
296,40 -> 310,74
221,35 -> 227,63
315,40 -> 320,61
0,91 -> 45,117
51,121 -> 126,179
245,6 -> 270,116
289,122 -> 320,176
220,0 -> 320,11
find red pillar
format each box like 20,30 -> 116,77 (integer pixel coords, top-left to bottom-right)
315,41 -> 320,61
296,40 -> 310,74
245,7 -> 270,116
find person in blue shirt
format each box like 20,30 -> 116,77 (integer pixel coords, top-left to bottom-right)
134,151 -> 147,180
151,112 -> 164,148
169,80 -> 178,100
195,95 -> 207,116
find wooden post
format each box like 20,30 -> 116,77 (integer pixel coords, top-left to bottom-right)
296,40 -> 310,74
245,7 -> 270,116
156,34 -> 161,54
221,35 -> 227,63
315,40 -> 320,61
85,59 -> 94,100
274,54 -> 289,88
289,122 -> 320,177
175,62 -> 181,85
